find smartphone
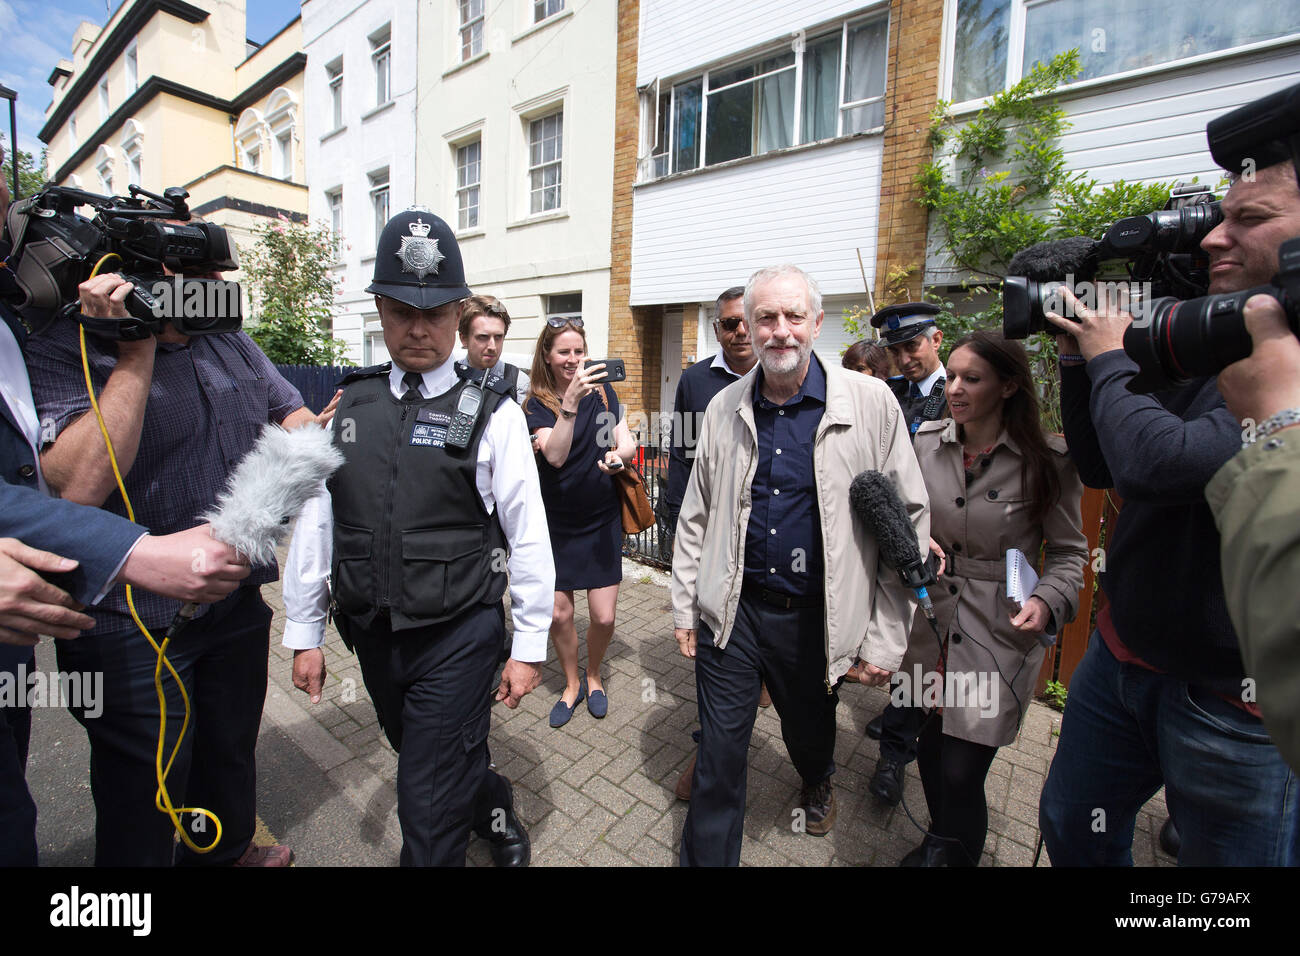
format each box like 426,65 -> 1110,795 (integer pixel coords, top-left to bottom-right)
584,358 -> 627,382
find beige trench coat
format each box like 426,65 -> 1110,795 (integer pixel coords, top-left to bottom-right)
899,419 -> 1087,747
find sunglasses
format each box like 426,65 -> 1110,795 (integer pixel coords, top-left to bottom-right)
716,317 -> 746,332
546,316 -> 584,329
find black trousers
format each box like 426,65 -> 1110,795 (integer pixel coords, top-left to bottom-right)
54,587 -> 271,866
680,594 -> 838,867
0,646 -> 36,867
878,694 -> 925,765
347,601 -> 510,867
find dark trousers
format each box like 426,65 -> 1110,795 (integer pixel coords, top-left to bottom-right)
0,646 -> 36,867
680,594 -> 837,867
347,601 -> 509,867
878,695 -> 925,765
54,587 -> 271,866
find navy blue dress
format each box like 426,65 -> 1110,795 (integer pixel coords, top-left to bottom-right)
526,383 -> 623,591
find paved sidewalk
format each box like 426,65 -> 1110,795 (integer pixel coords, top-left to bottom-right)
259,559 -> 1173,867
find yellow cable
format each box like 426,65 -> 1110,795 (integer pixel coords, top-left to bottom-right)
79,257 -> 222,852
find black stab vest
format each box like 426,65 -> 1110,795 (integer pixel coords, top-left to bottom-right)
327,369 -> 509,632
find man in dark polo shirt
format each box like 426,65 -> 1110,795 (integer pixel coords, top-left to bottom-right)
864,302 -> 949,806
663,285 -> 755,536
26,267 -> 320,867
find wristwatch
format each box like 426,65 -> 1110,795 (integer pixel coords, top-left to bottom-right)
559,407 -> 577,420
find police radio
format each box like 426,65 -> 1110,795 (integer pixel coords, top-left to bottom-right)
447,376 -> 485,450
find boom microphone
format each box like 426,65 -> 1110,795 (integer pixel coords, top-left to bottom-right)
849,470 -> 935,622
168,423 -> 344,635
1006,236 -> 1102,282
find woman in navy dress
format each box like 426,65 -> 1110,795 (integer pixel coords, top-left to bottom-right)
525,318 -> 636,728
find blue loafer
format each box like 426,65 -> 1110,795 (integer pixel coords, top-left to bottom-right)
586,673 -> 608,719
549,675 -> 587,728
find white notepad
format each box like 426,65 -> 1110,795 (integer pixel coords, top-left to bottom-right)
1006,548 -> 1039,606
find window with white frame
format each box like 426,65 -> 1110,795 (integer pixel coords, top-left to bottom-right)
369,168 -> 390,241
96,147 -> 113,194
275,128 -> 293,179
127,149 -> 142,186
122,121 -> 143,187
126,41 -> 138,92
98,78 -> 110,120
534,0 -> 564,23
456,139 -> 481,230
950,0 -> 1300,104
459,0 -> 484,61
370,25 -> 391,106
327,188 -> 343,239
642,11 -> 889,180
528,111 -> 562,214
327,59 -> 344,130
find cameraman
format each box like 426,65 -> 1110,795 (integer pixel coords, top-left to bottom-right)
24,249 -> 324,867
2,148 -> 259,865
1208,293 -> 1300,773
1037,160 -> 1300,865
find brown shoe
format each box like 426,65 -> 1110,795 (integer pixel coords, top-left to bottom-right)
675,752 -> 697,801
233,843 -> 294,867
758,684 -> 772,708
800,781 -> 836,836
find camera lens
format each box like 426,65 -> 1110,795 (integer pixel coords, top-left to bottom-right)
1124,287 -> 1266,387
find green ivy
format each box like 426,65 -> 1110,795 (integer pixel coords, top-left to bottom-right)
242,217 -> 349,366
906,49 -> 1190,430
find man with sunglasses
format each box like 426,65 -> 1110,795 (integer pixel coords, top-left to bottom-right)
664,287 -> 756,538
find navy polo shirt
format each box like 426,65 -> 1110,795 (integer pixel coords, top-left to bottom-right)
743,355 -> 826,596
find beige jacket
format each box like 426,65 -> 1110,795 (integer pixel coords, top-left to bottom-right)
900,419 -> 1087,747
671,360 -> 930,682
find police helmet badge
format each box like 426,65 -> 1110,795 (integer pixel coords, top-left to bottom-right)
396,217 -> 445,280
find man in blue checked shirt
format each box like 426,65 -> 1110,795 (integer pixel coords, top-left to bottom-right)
25,262 -> 325,868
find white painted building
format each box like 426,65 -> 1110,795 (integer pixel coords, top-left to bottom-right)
925,1 -> 1300,286
410,0 -> 619,366
631,0 -> 892,420
303,0 -> 419,364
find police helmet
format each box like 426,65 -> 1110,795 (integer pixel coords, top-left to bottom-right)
366,207 -> 471,310
870,301 -> 941,346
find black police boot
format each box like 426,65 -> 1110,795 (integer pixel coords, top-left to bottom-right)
868,758 -> 903,806
475,777 -> 531,867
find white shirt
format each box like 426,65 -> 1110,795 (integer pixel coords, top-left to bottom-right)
709,351 -> 746,378
916,364 -> 945,399
282,355 -> 556,661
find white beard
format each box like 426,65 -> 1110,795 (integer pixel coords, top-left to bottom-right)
760,338 -> 809,376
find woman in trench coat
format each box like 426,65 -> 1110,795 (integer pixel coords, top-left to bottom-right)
899,331 -> 1087,867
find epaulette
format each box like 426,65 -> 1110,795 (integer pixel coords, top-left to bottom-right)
1044,432 -> 1069,455
916,419 -> 947,435
337,362 -> 392,387
454,360 -> 512,396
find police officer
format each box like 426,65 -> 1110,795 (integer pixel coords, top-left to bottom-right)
863,301 -> 949,806
282,209 -> 555,866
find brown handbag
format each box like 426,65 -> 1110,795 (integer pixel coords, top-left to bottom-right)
595,387 -> 655,534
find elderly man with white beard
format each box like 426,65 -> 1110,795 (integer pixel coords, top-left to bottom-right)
670,264 -> 929,866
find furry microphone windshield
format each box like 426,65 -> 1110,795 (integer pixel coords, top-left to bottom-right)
204,423 -> 344,567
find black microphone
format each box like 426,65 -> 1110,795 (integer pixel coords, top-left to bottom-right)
849,470 -> 935,622
1007,235 -> 1102,281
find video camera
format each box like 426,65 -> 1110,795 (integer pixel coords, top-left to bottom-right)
1,183 -> 242,339
1003,183 -> 1221,340
1002,80 -> 1300,392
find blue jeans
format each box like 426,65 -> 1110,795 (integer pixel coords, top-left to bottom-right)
1040,631 -> 1299,866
